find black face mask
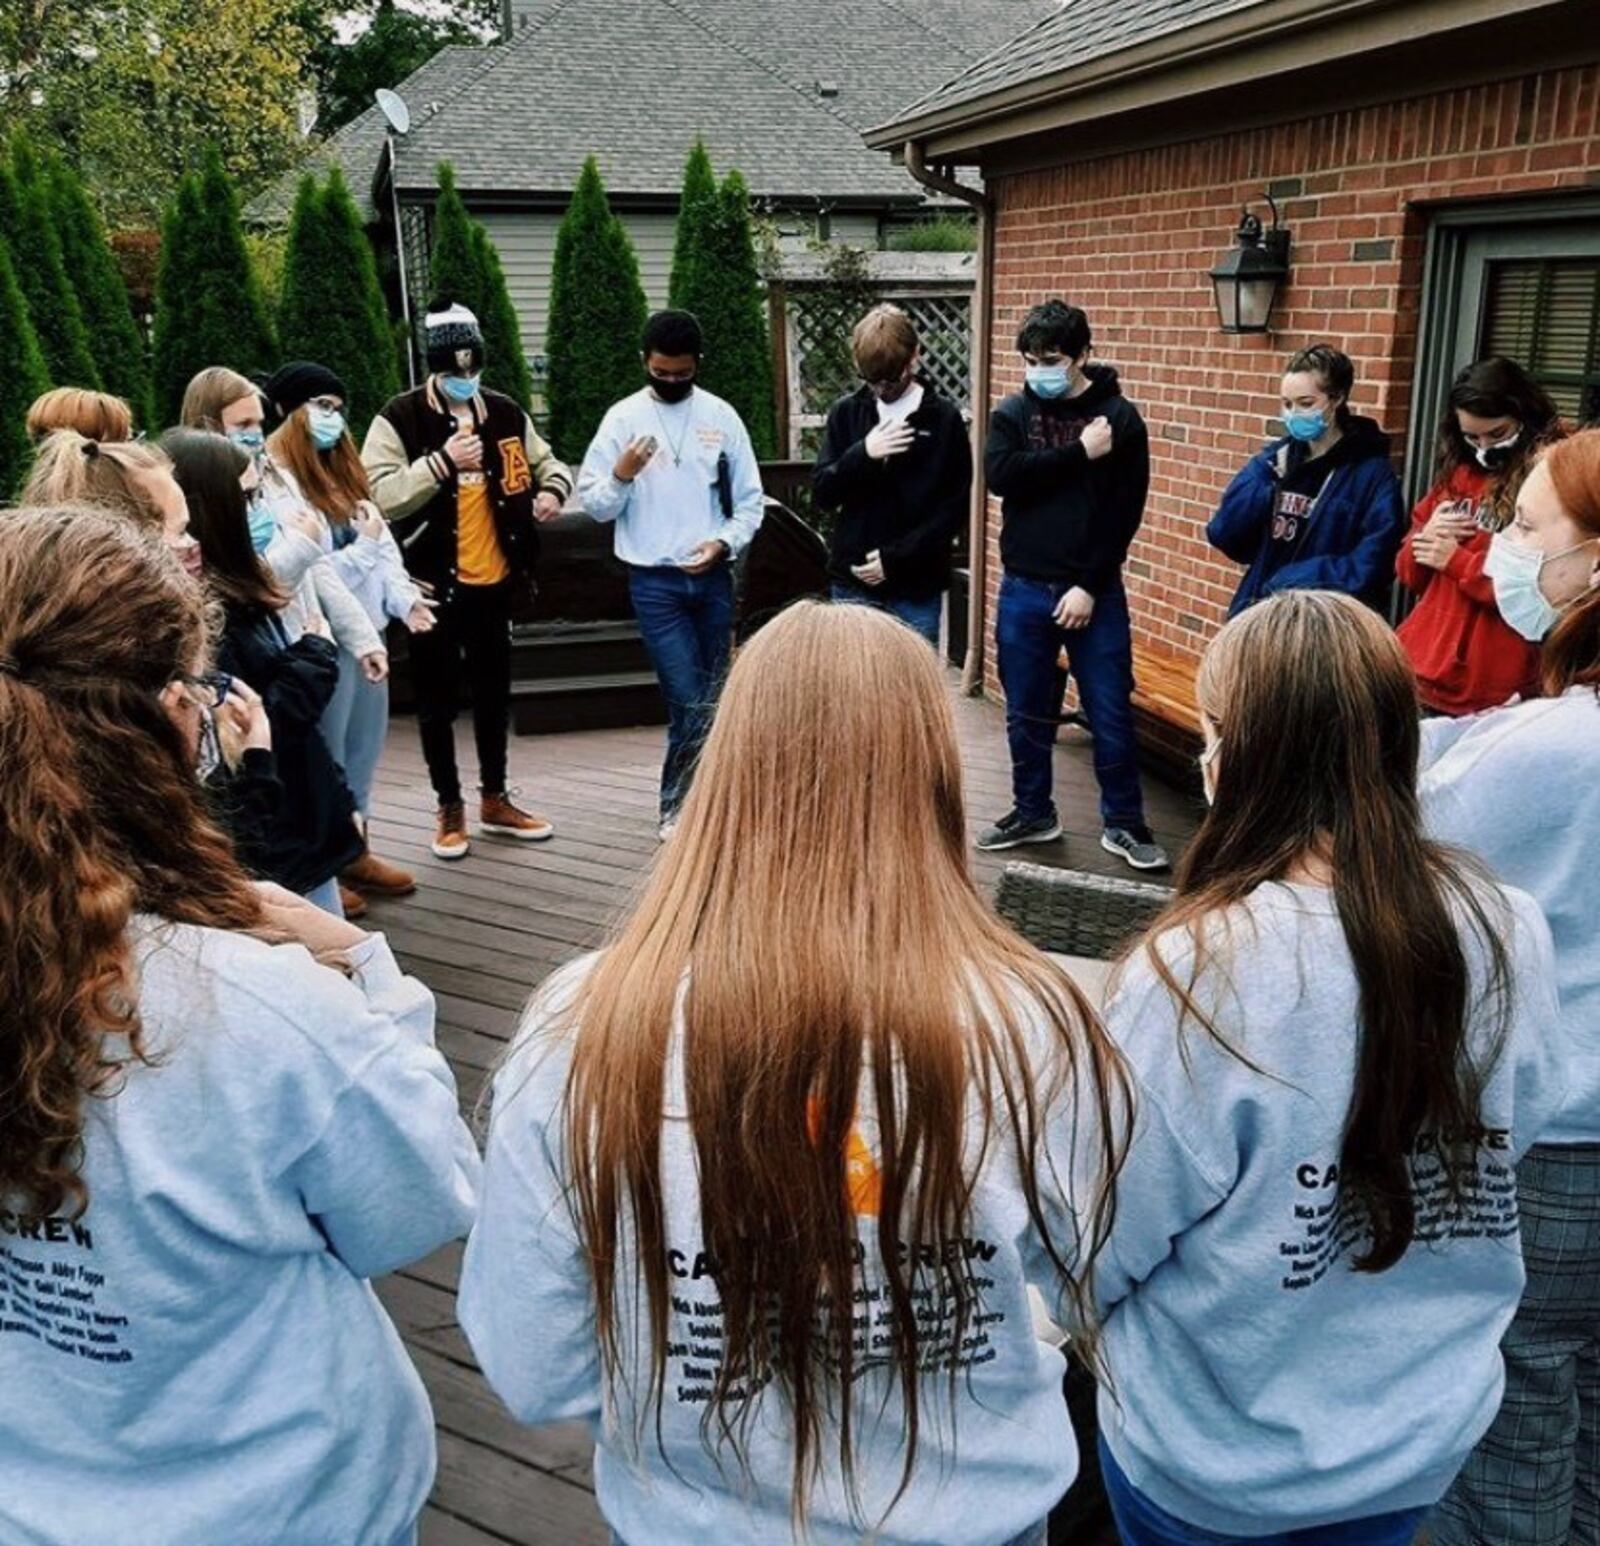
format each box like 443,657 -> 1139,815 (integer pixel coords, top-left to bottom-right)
650,374 -> 695,404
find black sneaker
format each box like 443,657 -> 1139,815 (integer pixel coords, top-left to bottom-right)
1101,824 -> 1170,872
975,809 -> 1063,852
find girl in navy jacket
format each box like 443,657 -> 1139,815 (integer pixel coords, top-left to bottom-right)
1208,344 -> 1405,617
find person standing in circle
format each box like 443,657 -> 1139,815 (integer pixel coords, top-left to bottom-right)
1208,343 -> 1405,618
362,301 -> 573,862
1396,358 -> 1563,716
576,310 -> 765,839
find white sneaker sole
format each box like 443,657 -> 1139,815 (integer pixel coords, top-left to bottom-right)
480,822 -> 554,842
431,838 -> 470,860
975,821 -> 1063,852
1101,832 -> 1167,870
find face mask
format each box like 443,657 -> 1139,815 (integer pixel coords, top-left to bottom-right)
1283,408 -> 1328,443
307,406 -> 345,450
1475,430 -> 1521,471
1026,363 -> 1071,400
650,374 -> 694,404
1198,737 -> 1221,807
440,373 -> 480,404
1483,532 -> 1597,642
247,495 -> 277,554
227,427 -> 265,455
196,704 -> 222,782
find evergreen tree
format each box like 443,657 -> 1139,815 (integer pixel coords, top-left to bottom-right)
470,223 -> 532,407
152,146 -> 276,424
427,163 -> 484,319
545,157 -> 649,466
47,152 -> 154,429
2,134 -> 101,390
277,169 -> 399,437
684,169 -> 775,458
667,139 -> 717,311
0,241 -> 51,499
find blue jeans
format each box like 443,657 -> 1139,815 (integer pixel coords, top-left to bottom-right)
829,581 -> 943,649
1100,1439 -> 1427,1546
321,650 -> 389,816
628,564 -> 735,818
302,876 -> 345,918
995,573 -> 1145,829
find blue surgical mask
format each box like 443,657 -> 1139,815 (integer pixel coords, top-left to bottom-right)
1283,408 -> 1328,443
307,406 -> 346,450
1026,363 -> 1071,399
440,373 -> 480,403
247,495 -> 277,554
1484,532 -> 1596,642
227,427 -> 265,456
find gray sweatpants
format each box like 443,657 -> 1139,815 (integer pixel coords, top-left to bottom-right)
1433,1143 -> 1600,1546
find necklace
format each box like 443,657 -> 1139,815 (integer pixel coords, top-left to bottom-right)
652,401 -> 691,467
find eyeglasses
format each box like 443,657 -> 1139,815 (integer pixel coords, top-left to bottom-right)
174,671 -> 233,710
307,396 -> 344,414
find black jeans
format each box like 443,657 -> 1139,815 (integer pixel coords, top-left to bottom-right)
409,579 -> 514,806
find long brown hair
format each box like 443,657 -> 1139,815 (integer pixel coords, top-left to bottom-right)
1151,591 -> 1509,1273
1539,428 -> 1600,695
0,507 -> 267,1223
1435,358 -> 1565,526
179,366 -> 259,433
549,601 -> 1129,1526
20,432 -> 170,533
26,388 -> 134,443
160,428 -> 286,613
268,403 -> 370,524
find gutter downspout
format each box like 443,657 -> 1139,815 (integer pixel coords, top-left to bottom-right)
903,141 -> 992,696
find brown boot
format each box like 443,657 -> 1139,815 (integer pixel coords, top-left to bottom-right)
480,788 -> 554,842
432,801 -> 470,860
342,849 -> 417,897
337,883 -> 369,920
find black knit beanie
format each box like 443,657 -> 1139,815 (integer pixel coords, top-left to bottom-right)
262,361 -> 348,421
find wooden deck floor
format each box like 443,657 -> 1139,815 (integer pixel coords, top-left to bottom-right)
363,682 -> 1200,1545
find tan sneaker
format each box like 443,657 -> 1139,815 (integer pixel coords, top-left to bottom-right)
337,883 -> 369,920
342,849 -> 417,897
480,788 -> 554,842
432,801 -> 471,860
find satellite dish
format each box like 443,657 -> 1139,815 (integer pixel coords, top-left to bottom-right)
375,88 -> 411,136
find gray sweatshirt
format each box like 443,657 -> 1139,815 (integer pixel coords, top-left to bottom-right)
1096,879 -> 1566,1534
1421,687 -> 1600,1145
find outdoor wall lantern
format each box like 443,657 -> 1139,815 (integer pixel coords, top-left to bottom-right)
1209,193 -> 1291,334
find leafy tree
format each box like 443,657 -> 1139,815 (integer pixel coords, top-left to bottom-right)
667,139 -> 717,311
544,158 -> 649,465
471,223 -> 532,407
0,241 -> 51,499
308,0 -> 494,138
427,163 -> 485,318
152,147 -> 277,425
46,153 -> 155,429
1,137 -> 101,390
674,169 -> 775,458
277,169 -> 399,435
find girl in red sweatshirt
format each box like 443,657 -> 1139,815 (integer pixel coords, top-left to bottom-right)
1397,358 -> 1562,715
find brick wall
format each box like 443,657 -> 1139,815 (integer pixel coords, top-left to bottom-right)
982,65 -> 1600,707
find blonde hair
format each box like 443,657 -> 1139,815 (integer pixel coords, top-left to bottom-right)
26,389 -> 134,444
180,367 -> 260,433
550,600 -> 1130,1529
21,432 -> 171,534
851,303 -> 919,382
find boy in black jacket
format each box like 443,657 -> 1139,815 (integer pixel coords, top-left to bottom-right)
978,299 -> 1167,871
812,305 -> 971,647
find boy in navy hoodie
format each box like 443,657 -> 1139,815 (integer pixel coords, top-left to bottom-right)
977,299 -> 1167,871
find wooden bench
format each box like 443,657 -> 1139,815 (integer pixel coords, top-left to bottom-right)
1131,641 -> 1202,736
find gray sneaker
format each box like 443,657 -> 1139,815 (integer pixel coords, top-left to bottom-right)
975,809 -> 1063,852
1101,824 -> 1170,872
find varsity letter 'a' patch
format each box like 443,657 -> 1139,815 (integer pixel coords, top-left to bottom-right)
499,437 -> 532,495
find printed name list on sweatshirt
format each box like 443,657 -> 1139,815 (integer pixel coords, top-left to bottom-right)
1278,1129 -> 1518,1291
664,1236 -> 1008,1407
0,1211 -> 133,1365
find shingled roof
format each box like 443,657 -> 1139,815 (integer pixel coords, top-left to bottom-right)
248,0 -> 1057,224
869,0 -> 1276,137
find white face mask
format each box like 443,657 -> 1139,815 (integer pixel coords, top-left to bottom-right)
1474,430 -> 1521,471
1198,736 -> 1221,807
1483,532 -> 1598,642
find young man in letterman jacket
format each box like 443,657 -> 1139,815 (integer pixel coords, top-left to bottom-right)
362,301 -> 573,861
